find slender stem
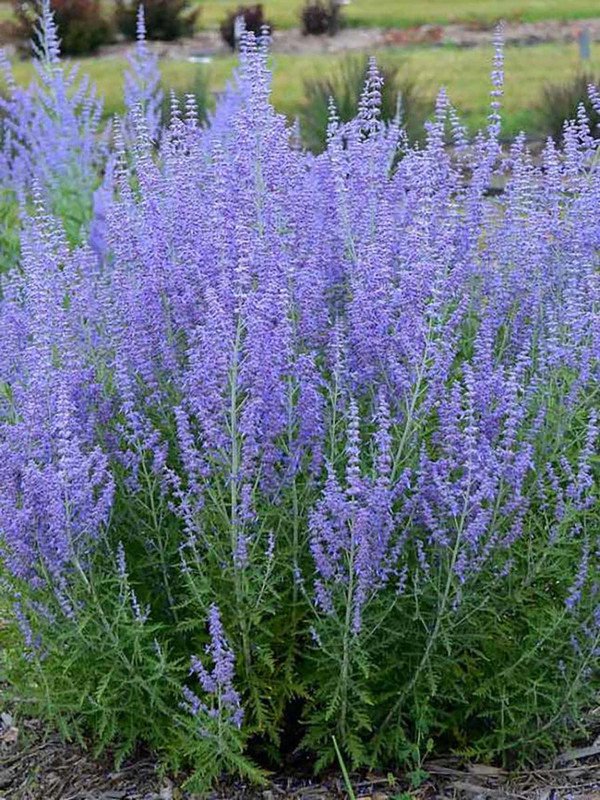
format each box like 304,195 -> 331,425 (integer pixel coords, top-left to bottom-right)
338,536 -> 355,740
229,318 -> 252,678
139,457 -> 178,622
380,468 -> 473,732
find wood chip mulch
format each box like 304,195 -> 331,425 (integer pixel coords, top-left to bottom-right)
1,711 -> 598,800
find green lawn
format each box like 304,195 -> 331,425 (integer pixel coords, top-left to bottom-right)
1,0 -> 599,31
3,41 -> 599,138
0,0 -> 599,32
196,0 -> 600,30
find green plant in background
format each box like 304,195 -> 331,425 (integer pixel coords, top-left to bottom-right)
539,71 -> 600,141
0,190 -> 20,276
161,65 -> 212,127
49,170 -> 96,246
299,55 -> 426,152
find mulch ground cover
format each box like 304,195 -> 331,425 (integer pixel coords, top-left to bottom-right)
1,711 -> 598,800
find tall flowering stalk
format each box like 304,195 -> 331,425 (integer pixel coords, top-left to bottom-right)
124,5 -> 164,143
182,605 -> 244,732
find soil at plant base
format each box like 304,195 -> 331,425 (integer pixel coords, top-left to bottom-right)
1,712 -> 599,800
1,16 -> 600,60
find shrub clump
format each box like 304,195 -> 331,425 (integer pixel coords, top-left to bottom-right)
220,4 -> 271,50
539,71 -> 600,141
11,0 -> 111,55
0,10 -> 599,793
115,0 -> 199,41
300,0 -> 343,36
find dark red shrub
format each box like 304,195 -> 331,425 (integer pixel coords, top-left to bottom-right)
12,0 -> 112,55
300,1 -> 342,36
220,5 -> 272,50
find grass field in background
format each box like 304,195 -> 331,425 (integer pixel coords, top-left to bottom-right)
196,0 -> 600,30
0,0 -> 599,32
3,41 -> 599,138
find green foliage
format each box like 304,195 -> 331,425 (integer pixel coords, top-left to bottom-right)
1,527 -> 264,784
0,190 -> 20,275
3,556 -> 180,763
302,457 -> 594,777
3,357 -> 598,785
181,719 -> 267,794
49,171 -> 95,247
0,177 -> 91,277
296,359 -> 599,774
539,71 -> 600,141
299,55 -> 427,152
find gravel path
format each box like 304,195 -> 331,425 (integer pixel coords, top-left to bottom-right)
2,15 -> 600,61
89,17 -> 600,61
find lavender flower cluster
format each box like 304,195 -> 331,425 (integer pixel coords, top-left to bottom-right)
0,5 -> 598,777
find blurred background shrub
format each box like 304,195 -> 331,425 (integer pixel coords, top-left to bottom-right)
539,71 -> 600,141
220,4 -> 271,50
300,0 -> 343,37
300,55 -> 426,152
115,0 -> 199,41
12,0 -> 111,55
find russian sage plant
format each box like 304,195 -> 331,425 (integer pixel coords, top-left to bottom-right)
0,0 -> 105,245
0,8 -> 598,789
